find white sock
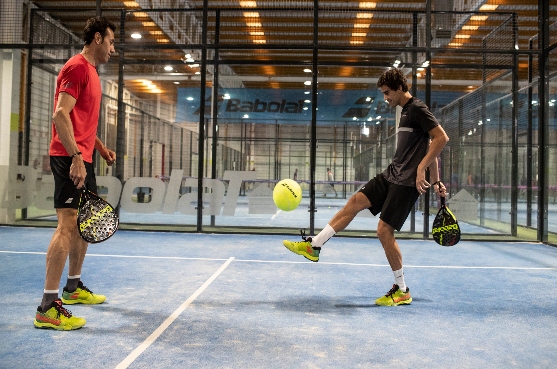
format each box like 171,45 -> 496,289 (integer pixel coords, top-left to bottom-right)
311,224 -> 336,247
393,268 -> 407,291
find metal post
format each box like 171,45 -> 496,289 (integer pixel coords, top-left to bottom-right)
510,13 -> 519,236
423,0 -> 432,239
197,0 -> 209,231
309,0 -> 318,234
537,0 -> 549,242
115,11 -> 126,199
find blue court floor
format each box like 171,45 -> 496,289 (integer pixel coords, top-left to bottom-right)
0,226 -> 556,369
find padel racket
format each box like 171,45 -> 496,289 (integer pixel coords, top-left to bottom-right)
77,187 -> 119,243
432,196 -> 461,246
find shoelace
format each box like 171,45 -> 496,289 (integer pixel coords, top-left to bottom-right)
78,282 -> 95,295
385,284 -> 399,297
53,300 -> 73,318
299,230 -> 320,250
300,229 -> 310,242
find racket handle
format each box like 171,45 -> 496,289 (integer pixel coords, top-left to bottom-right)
440,196 -> 446,207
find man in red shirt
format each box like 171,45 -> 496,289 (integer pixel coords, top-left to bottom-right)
34,16 -> 117,330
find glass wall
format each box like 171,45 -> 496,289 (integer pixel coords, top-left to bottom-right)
0,2 -> 555,244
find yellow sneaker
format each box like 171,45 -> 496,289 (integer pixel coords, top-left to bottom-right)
375,284 -> 412,306
61,281 -> 106,305
34,299 -> 86,330
283,237 -> 320,262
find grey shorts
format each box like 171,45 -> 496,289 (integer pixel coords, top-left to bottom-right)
358,173 -> 420,231
50,156 -> 97,209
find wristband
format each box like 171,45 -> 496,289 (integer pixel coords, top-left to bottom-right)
432,181 -> 442,186
70,151 -> 82,159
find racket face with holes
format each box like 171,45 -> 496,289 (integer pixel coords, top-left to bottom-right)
77,188 -> 119,243
432,202 -> 461,246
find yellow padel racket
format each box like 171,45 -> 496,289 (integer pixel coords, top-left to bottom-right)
77,187 -> 119,243
432,196 -> 461,246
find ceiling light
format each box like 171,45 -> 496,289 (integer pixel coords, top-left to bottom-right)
352,32 -> 367,37
359,2 -> 376,9
142,21 -> 156,27
243,12 -> 259,18
131,32 -> 141,39
470,15 -> 488,21
164,65 -> 173,71
250,31 -> 264,36
350,40 -> 364,45
455,34 -> 471,39
240,1 -> 257,7
252,39 -> 266,44
173,81 -> 180,85
304,81 -> 311,85
354,23 -> 371,28
356,13 -> 373,19
479,4 -> 498,11
462,25 -> 479,30
304,68 -> 312,73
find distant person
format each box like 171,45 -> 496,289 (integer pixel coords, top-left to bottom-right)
325,167 -> 337,197
293,168 -> 298,181
283,68 -> 449,306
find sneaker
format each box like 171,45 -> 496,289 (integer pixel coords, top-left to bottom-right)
34,299 -> 86,330
283,236 -> 321,262
375,284 -> 412,306
61,281 -> 106,305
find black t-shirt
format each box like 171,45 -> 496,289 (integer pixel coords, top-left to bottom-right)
382,97 -> 439,187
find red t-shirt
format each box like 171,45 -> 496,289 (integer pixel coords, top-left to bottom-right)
49,54 -> 101,163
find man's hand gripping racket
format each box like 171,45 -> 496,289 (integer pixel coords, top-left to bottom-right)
77,187 -> 119,243
432,194 -> 461,246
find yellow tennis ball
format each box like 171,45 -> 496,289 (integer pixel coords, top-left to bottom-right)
273,179 -> 302,211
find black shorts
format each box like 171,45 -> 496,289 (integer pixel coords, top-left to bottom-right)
50,156 -> 97,209
358,173 -> 420,231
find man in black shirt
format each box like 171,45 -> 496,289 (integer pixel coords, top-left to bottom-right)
283,68 -> 449,306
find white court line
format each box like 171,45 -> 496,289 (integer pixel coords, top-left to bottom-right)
1,250 -> 556,270
114,257 -> 235,369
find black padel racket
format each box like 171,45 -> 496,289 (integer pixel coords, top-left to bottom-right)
432,196 -> 461,246
77,188 -> 119,243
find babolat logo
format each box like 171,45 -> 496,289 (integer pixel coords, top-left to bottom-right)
432,224 -> 459,234
225,98 -> 305,114
281,182 -> 298,198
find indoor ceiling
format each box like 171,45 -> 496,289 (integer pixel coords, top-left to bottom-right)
29,0 -> 552,105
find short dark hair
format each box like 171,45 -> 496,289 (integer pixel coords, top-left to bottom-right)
377,68 -> 409,92
83,16 -> 116,45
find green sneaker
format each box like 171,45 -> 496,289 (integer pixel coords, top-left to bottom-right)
283,236 -> 320,262
375,284 -> 412,306
61,281 -> 106,305
34,299 -> 86,330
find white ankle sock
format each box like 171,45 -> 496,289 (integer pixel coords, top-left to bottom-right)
311,224 -> 336,247
393,268 -> 407,291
